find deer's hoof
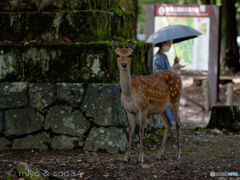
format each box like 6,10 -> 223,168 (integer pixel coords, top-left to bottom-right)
122,159 -> 128,164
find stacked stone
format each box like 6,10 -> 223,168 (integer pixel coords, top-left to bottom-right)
0,83 -> 162,151
0,0 -> 161,152
0,0 -> 134,42
0,0 -> 151,83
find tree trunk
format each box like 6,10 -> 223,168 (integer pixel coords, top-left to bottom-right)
222,0 -> 240,72
121,0 -> 138,38
207,106 -> 240,132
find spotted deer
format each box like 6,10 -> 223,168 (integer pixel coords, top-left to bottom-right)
112,42 -> 182,163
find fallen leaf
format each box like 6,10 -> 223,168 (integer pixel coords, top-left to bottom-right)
79,172 -> 85,179
103,173 -> 109,178
141,164 -> 151,169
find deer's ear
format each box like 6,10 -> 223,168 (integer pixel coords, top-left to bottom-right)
112,41 -> 118,50
130,43 -> 136,51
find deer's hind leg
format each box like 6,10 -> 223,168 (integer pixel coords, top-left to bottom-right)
156,111 -> 171,160
123,112 -> 136,163
170,102 -> 181,160
138,110 -> 148,164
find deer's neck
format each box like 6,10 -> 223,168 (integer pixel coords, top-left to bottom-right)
120,69 -> 132,96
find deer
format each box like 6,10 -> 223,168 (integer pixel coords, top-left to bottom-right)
112,42 -> 182,164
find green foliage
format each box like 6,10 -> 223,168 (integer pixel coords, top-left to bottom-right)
6,171 -> 13,180
156,128 -> 164,137
143,135 -> 148,143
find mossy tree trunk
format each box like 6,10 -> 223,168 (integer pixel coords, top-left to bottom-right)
207,106 -> 240,132
120,0 -> 138,38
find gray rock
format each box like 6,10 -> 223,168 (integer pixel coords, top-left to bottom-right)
0,137 -> 11,150
81,84 -> 127,127
125,114 -> 163,137
45,105 -> 90,137
81,84 -> 162,130
0,111 -> 3,134
4,107 -> 44,136
145,114 -> 163,132
51,135 -> 78,149
0,12 -> 134,42
12,133 -> 50,150
78,138 -> 85,147
0,83 -> 28,110
29,83 -> 56,111
57,83 -> 84,106
84,127 -> 127,153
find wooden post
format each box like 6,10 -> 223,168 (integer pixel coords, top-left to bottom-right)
208,6 -> 221,104
203,80 -> 211,111
226,83 -> 234,105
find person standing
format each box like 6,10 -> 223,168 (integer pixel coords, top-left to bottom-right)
153,40 -> 184,123
153,40 -> 183,73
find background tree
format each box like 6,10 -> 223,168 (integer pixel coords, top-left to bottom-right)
221,0 -> 240,72
121,0 -> 138,38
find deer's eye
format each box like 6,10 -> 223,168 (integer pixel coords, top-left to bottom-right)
116,55 -> 120,57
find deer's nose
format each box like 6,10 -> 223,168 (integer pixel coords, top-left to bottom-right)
122,63 -> 127,69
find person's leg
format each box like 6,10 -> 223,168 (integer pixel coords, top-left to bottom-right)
166,106 -> 174,123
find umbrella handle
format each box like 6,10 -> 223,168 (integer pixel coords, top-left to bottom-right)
173,44 -> 177,58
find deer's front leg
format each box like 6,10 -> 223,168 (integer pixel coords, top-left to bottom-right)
123,112 -> 136,163
138,111 -> 147,164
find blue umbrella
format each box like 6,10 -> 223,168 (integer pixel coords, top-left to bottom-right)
147,25 -> 201,44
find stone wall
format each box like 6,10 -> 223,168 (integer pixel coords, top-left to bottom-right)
0,43 -> 151,83
0,82 -> 163,152
0,0 -> 133,42
0,0 -> 157,153
0,12 -> 134,42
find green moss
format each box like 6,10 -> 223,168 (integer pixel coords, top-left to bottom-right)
6,171 -> 13,180
16,164 -> 45,180
87,0 -> 121,10
0,11 -> 135,42
0,41 -> 151,83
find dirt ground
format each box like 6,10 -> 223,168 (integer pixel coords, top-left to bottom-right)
1,71 -> 240,180
1,128 -> 240,180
